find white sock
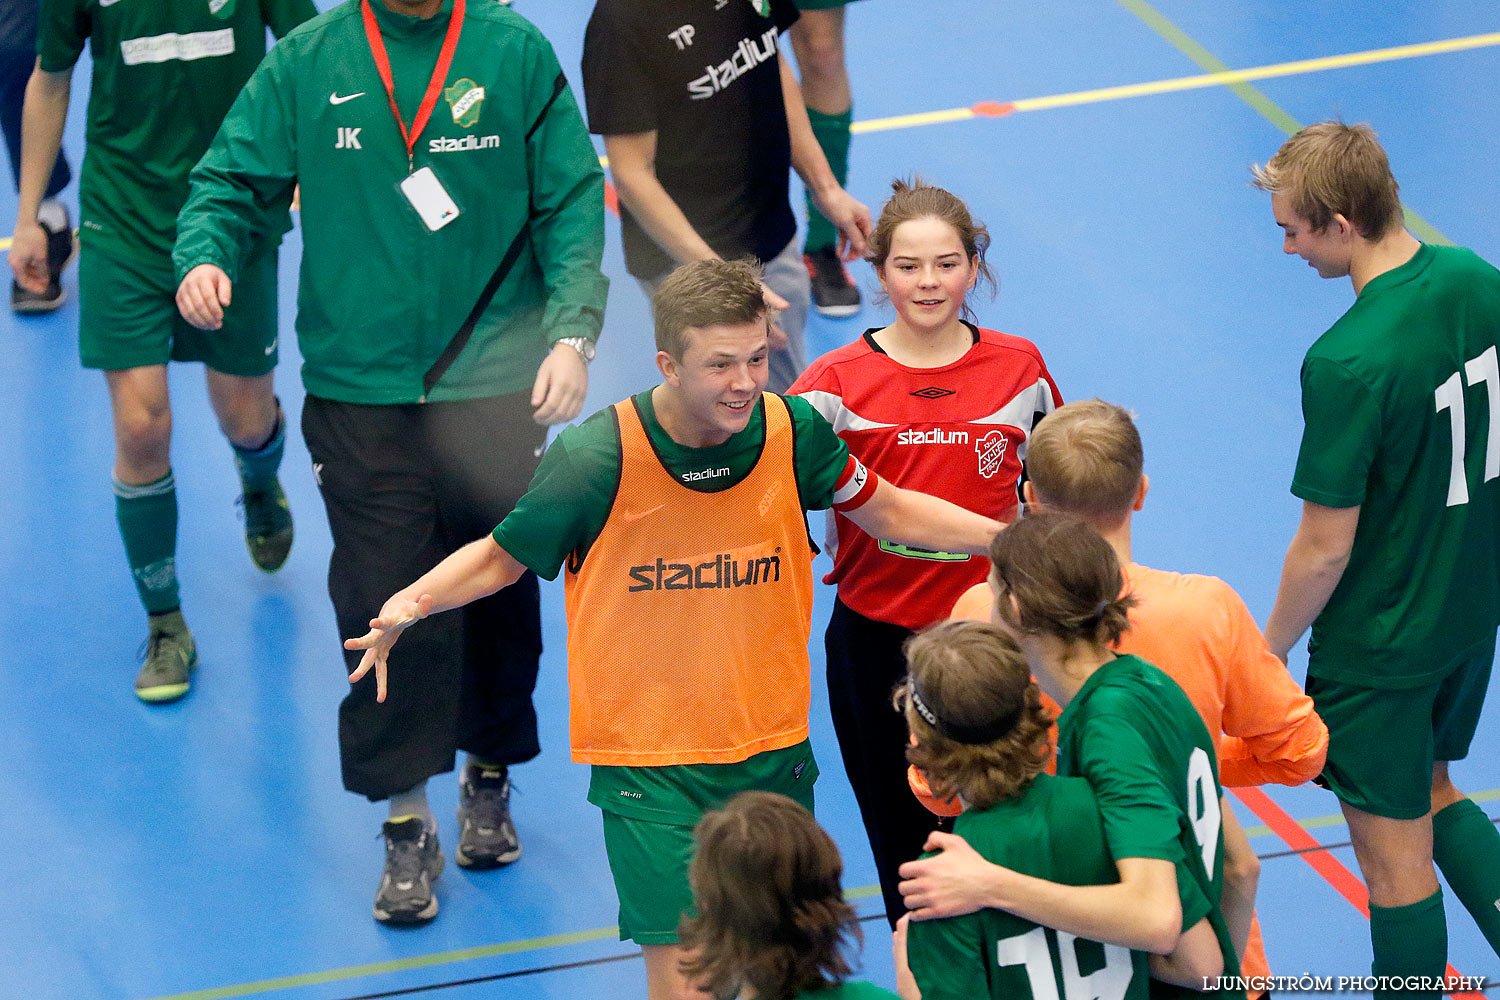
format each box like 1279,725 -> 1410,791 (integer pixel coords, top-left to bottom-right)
36,199 -> 67,231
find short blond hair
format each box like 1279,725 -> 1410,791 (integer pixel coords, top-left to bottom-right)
1027,399 -> 1142,521
653,259 -> 767,360
1250,121 -> 1403,239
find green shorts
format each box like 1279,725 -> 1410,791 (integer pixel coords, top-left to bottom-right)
78,243 -> 279,375
1306,641 -> 1493,819
594,742 -> 818,945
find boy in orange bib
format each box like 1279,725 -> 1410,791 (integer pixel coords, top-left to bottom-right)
347,259 -> 1003,1000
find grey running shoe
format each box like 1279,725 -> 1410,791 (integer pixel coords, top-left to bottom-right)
374,817 -> 443,924
134,610 -> 197,703
456,768 -> 522,869
12,213 -> 76,315
11,277 -> 64,313
237,478 -> 293,572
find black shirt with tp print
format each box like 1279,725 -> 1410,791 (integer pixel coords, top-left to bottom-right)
582,0 -> 800,279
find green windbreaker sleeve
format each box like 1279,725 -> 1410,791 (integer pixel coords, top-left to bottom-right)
519,40 -> 608,345
173,45 -> 298,285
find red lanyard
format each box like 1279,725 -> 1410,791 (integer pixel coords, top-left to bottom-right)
360,0 -> 466,166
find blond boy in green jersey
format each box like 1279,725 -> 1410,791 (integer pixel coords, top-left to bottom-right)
1255,121 -> 1500,992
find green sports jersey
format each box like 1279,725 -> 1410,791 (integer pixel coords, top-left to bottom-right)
492,390 -> 850,579
1293,243 -> 1500,688
39,0 -> 313,264
907,774 -> 1149,1000
1055,655 -> 1239,996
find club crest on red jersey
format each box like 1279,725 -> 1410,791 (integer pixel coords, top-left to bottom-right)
976,430 -> 1009,479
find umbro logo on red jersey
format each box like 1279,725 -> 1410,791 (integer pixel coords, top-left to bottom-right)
910,387 -> 955,399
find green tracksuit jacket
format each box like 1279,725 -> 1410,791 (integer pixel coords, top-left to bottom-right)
173,0 -> 608,404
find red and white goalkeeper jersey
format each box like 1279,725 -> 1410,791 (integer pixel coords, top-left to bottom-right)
789,324 -> 1062,629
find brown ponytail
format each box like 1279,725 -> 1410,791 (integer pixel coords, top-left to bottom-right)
988,511 -> 1136,646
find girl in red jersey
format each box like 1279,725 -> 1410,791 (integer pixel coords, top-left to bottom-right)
788,179 -> 1061,926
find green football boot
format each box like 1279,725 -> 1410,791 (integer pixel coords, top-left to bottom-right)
135,610 -> 197,703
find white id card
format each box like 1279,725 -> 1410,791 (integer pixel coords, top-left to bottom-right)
400,166 -> 461,232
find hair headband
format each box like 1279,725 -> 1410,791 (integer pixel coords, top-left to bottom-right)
909,679 -> 1023,746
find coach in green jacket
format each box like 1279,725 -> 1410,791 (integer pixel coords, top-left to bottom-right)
173,0 -> 607,925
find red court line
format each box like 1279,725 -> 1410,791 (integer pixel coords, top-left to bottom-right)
971,100 -> 1016,118
1232,787 -> 1484,999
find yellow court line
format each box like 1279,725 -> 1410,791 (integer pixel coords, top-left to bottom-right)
849,28 -> 1500,136
616,30 -> 1500,155
1117,0 -> 1460,246
139,884 -> 883,1000
1012,31 -> 1500,113
136,796 -> 1499,998
852,107 -> 982,135
1241,787 -> 1500,840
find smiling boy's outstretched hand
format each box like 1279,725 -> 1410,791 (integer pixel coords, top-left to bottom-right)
344,593 -> 434,704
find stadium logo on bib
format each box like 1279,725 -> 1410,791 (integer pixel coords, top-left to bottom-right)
976,430 -> 1009,479
748,0 -> 771,15
758,479 -> 783,518
628,552 -> 782,592
209,0 -> 236,17
444,79 -> 485,128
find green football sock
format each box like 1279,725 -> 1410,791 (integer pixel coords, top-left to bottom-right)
114,472 -> 180,615
1433,798 -> 1500,956
803,105 -> 852,255
1368,890 -> 1446,1000
231,402 -> 285,489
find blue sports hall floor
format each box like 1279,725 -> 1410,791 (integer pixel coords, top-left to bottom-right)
2,1 -> 1497,997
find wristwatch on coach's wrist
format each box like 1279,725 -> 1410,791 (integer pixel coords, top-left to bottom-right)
556,336 -> 596,365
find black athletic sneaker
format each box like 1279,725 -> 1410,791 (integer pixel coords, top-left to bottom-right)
804,246 -> 861,318
456,767 -> 522,869
12,212 -> 77,315
237,478 -> 294,572
374,818 -> 443,924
